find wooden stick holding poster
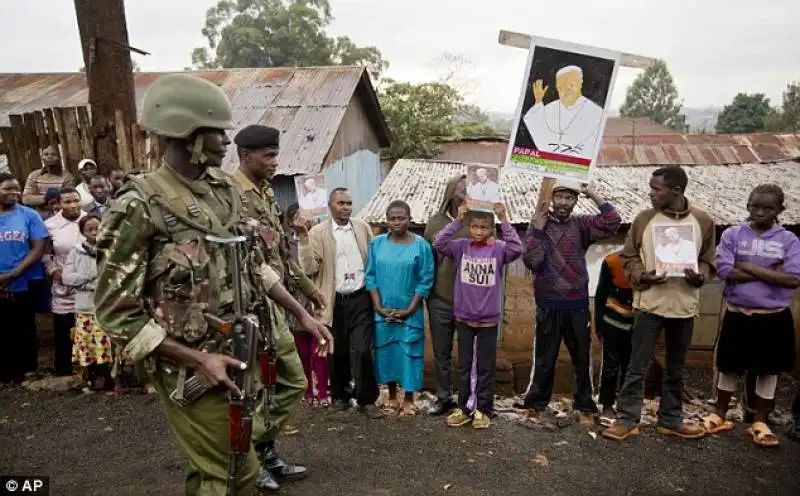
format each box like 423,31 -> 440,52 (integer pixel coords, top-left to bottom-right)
295,173 -> 329,224
498,32 -> 653,217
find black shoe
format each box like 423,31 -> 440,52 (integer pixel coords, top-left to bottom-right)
358,404 -> 386,419
263,447 -> 308,483
428,399 -> 455,416
331,398 -> 351,411
254,467 -> 281,492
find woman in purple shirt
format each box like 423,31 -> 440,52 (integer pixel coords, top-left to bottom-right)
702,184 -> 800,447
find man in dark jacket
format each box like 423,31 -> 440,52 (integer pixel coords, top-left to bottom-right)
423,174 -> 468,415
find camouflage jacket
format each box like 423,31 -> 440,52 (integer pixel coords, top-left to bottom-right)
94,163 -> 281,364
233,169 -> 318,300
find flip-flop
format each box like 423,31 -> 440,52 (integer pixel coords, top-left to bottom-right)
747,422 -> 780,448
702,413 -> 735,434
600,415 -> 616,428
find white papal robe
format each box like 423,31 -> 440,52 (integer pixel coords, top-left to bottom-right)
522,95 -> 604,160
467,180 -> 501,203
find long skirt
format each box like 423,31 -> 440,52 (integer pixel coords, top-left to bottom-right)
71,313 -> 113,368
374,321 -> 424,393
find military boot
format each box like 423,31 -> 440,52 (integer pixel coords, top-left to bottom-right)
256,442 -> 307,492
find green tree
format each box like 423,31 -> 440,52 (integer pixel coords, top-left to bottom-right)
453,104 -> 500,138
191,0 -> 388,80
780,81 -> 800,132
378,80 -> 464,160
715,93 -> 775,134
620,59 -> 686,131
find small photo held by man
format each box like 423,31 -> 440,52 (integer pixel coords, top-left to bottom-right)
295,174 -> 329,223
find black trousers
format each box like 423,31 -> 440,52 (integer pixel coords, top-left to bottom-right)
456,322 -> 498,415
329,290 -> 379,406
523,307 -> 597,413
793,390 -> 800,415
52,313 -> 75,377
596,320 -> 633,409
0,290 -> 37,383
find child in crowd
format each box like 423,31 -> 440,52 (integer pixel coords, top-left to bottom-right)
433,203 -> 522,429
702,184 -> 799,447
593,251 -> 634,427
62,215 -> 114,391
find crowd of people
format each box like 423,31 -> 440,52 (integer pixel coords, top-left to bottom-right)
1,72 -> 800,495
0,148 -> 134,393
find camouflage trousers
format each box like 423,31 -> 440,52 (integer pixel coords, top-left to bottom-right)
251,301 -> 308,450
152,370 -> 259,496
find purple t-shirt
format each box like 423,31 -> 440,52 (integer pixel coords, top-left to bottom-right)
717,223 -> 800,309
432,220 -> 523,324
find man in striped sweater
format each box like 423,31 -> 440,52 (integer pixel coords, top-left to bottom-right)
521,179 -> 621,428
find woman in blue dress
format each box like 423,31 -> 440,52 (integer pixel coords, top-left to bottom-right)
366,200 -> 434,416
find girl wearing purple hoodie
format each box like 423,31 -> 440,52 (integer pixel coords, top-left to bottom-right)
703,184 -> 800,447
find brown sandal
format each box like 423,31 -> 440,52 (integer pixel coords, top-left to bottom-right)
702,413 -> 735,434
747,422 -> 779,448
399,402 -> 417,417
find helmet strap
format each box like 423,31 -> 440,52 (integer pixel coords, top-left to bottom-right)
188,134 -> 208,165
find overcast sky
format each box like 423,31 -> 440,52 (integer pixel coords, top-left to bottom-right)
1,0 -> 797,114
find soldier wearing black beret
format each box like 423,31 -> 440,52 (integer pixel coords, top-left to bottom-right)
233,123 -> 331,492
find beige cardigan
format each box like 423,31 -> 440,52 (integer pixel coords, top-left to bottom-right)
298,218 -> 373,326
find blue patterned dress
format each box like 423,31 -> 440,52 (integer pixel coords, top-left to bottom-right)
366,233 -> 434,392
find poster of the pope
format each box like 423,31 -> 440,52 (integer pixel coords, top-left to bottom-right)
505,36 -> 621,182
295,174 -> 329,223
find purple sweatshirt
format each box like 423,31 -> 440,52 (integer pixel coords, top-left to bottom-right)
717,223 -> 800,309
432,219 -> 523,324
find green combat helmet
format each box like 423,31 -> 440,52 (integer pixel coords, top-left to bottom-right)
139,73 -> 235,164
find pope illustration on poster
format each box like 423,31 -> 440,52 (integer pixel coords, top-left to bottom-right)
465,164 -> 503,213
295,174 -> 329,222
505,36 -> 621,182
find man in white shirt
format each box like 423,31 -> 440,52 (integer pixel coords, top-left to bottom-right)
466,167 -> 501,203
75,158 -> 99,209
522,65 -> 605,160
298,177 -> 328,211
298,187 -> 384,418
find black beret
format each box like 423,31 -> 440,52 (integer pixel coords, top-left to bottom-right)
234,125 -> 280,149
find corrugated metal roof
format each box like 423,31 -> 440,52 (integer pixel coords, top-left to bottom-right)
435,133 -> 800,168
0,66 -> 390,176
357,159 -> 800,226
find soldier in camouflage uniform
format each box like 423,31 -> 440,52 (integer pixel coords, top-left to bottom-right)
94,73 -> 333,496
232,124 -> 327,492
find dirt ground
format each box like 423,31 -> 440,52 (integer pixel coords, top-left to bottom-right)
1,368 -> 799,496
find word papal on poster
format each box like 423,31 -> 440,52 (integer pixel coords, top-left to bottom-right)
295,174 -> 329,223
505,36 -> 621,182
465,164 -> 503,213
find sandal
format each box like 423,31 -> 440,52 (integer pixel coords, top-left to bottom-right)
747,421 -> 779,448
380,400 -> 400,414
399,403 -> 417,417
701,413 -> 735,434
599,415 -> 616,428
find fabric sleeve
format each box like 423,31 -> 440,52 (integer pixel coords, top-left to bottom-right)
697,213 -> 717,283
594,260 -> 611,319
298,232 -> 322,276
365,238 -> 379,291
577,202 -> 622,245
415,238 -> 435,298
781,233 -> 800,277
62,247 -> 92,287
715,227 -> 736,280
22,171 -> 45,207
620,212 -> 648,288
522,225 -> 547,272
94,191 -> 166,362
432,219 -> 466,259
499,221 -> 523,263
26,208 -> 49,240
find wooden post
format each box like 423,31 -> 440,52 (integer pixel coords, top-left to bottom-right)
74,0 -> 138,170
76,106 -> 94,162
0,127 -> 22,179
32,112 -> 48,150
62,108 -> 83,175
130,122 -> 146,170
42,109 -> 59,148
114,109 -> 133,171
52,108 -> 73,173
9,115 -> 35,178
